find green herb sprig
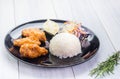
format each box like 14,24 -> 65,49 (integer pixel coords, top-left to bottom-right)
90,51 -> 120,78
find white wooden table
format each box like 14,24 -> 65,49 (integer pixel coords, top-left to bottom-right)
0,0 -> 120,79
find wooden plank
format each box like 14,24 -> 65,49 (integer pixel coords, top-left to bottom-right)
14,0 -> 75,79
90,0 -> 120,50
19,63 -> 74,79
14,0 -> 56,25
0,0 -> 18,79
52,0 -> 73,20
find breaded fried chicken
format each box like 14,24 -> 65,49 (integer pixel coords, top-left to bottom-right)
13,37 -> 41,47
22,28 -> 46,41
20,44 -> 48,58
13,28 -> 48,58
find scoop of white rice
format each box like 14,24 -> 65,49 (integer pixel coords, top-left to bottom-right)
49,33 -> 81,59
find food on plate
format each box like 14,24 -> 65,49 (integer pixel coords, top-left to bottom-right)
60,21 -> 86,37
13,20 -> 87,59
13,37 -> 41,47
22,28 -> 46,41
43,19 -> 59,35
20,44 -> 48,58
13,28 -> 48,58
49,33 -> 81,59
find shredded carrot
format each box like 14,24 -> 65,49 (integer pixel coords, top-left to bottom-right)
64,21 -> 86,36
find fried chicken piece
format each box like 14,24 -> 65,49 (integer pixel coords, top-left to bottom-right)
20,44 -> 48,58
13,37 -> 41,47
22,28 -> 46,41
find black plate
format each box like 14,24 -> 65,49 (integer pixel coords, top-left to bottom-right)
4,19 -> 100,67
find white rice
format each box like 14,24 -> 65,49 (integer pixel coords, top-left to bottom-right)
49,33 -> 81,59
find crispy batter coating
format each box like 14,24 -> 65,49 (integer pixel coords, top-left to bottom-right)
13,37 -> 41,47
13,28 -> 48,58
22,28 -> 46,41
20,44 -> 48,58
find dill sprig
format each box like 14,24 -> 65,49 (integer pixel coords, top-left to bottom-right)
90,51 -> 120,78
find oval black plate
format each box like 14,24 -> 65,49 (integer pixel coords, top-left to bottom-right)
4,19 -> 100,67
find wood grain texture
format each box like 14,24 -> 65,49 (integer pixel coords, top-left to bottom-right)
14,0 -> 74,79
0,0 -> 18,79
